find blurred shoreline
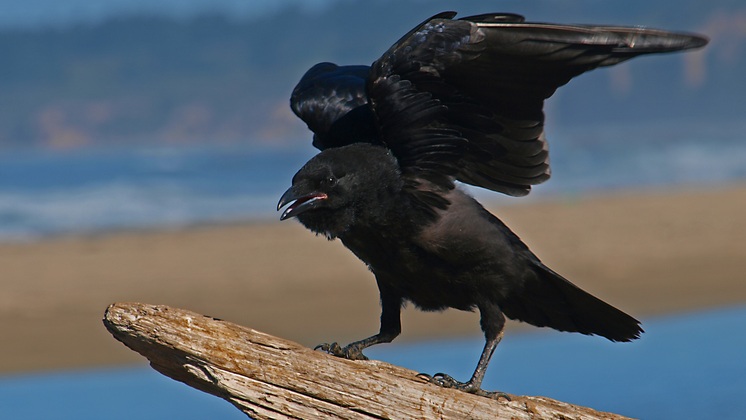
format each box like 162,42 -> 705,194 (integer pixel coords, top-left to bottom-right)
2,183 -> 745,374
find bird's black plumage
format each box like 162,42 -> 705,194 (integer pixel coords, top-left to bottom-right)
279,12 -> 707,397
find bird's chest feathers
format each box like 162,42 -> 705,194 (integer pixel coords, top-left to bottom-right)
340,227 -> 421,274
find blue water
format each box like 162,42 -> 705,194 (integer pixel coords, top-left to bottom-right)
1,119 -> 745,241
0,145 -> 314,240
1,305 -> 745,419
0,367 -> 245,419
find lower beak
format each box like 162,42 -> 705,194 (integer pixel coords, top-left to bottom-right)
277,187 -> 328,220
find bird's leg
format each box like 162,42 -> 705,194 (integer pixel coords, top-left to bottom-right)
419,302 -> 510,400
316,288 -> 402,360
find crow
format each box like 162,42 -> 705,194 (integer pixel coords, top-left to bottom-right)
277,12 -> 707,398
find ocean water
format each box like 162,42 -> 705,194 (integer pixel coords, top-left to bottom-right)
1,119 -> 745,241
0,145 -> 314,240
1,305 -> 745,419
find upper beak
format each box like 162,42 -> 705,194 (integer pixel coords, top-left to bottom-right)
277,186 -> 328,221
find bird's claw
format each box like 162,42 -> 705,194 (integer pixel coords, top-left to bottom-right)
417,372 -> 458,387
314,342 -> 342,354
417,372 -> 511,401
314,342 -> 369,360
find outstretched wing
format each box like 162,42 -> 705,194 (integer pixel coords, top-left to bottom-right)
291,12 -> 708,197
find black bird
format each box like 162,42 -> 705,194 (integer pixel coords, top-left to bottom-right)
278,12 -> 707,397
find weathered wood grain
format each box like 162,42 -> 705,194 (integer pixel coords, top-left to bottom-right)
103,302 -> 631,419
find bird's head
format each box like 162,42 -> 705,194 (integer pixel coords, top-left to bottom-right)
277,143 -> 402,239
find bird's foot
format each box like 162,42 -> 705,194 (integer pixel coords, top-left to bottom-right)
416,372 -> 511,401
314,342 -> 369,360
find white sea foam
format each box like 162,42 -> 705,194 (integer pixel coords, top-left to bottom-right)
0,181 -> 278,240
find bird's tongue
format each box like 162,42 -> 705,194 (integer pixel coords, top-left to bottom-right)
288,194 -> 320,212
280,192 -> 328,220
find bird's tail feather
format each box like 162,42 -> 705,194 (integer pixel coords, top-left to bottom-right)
500,263 -> 643,342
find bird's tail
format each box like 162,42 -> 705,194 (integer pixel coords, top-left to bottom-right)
500,263 -> 643,342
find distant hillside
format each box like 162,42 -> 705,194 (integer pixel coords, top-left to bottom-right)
0,0 -> 743,150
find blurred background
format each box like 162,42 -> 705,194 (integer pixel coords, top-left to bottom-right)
0,0 -> 745,418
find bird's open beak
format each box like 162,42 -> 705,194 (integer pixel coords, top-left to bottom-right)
277,187 -> 328,221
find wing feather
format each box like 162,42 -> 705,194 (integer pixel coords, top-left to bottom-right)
289,12 -> 708,201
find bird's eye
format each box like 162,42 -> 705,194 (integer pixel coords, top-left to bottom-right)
323,176 -> 338,187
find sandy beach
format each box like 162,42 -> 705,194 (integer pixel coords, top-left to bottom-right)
2,184 -> 745,375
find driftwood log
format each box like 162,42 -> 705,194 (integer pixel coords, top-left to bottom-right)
103,302 -> 630,419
